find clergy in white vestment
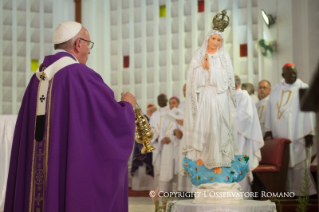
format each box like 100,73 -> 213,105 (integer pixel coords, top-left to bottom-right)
264,63 -> 317,195
242,82 -> 259,104
0,115 -> 17,212
158,96 -> 181,192
172,84 -> 193,192
235,76 -> 264,196
182,28 -> 238,172
150,94 -> 170,189
146,104 -> 157,119
255,80 -> 271,136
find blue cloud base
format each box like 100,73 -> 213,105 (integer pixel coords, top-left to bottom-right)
182,155 -> 249,186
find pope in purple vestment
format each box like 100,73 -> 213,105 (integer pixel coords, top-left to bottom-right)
4,22 -> 136,212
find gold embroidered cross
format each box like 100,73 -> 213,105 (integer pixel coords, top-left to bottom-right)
276,90 -> 292,119
34,193 -> 43,205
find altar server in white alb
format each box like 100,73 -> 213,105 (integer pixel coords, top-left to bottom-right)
235,75 -> 264,195
172,84 -> 193,192
158,97 -> 180,192
150,94 -> 170,189
255,80 -> 271,136
264,63 -> 317,195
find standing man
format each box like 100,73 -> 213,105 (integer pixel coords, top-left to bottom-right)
150,94 -> 169,189
158,97 -> 180,192
146,104 -> 157,118
4,21 -> 136,212
264,63 -> 317,196
255,80 -> 271,136
235,76 -> 264,195
173,84 -> 193,192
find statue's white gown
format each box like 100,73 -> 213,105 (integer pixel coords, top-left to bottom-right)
185,52 -> 237,169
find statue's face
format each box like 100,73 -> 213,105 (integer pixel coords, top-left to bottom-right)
207,34 -> 222,51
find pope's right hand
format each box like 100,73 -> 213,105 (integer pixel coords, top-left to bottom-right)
121,92 -> 136,107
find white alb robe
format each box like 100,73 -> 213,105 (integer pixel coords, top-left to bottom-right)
236,89 -> 264,195
250,94 -> 259,104
150,106 -> 169,188
0,115 -> 17,212
264,79 -> 317,195
255,95 -> 270,136
158,118 -> 179,192
174,101 -> 193,192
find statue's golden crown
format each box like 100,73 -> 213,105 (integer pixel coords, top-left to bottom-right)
212,10 -> 229,32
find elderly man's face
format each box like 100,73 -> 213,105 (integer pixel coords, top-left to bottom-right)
257,81 -> 271,100
78,28 -> 91,64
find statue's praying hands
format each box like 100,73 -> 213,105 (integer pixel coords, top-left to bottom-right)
202,53 -> 210,70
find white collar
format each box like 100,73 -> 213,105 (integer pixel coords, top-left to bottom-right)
53,49 -> 79,62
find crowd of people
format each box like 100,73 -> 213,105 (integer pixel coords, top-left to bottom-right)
131,63 -> 317,198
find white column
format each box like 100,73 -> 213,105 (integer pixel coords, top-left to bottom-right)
0,0 -> 3,114
178,0 -> 185,94
141,2 -> 147,110
257,0 -> 263,82
153,0 -> 159,104
191,0 -> 198,54
117,0 -> 123,100
26,0 -> 32,85
231,0 -> 239,74
12,0 -> 17,114
204,0 -> 211,34
165,0 -> 172,98
247,0 -> 253,83
103,0 -> 111,84
129,0 -> 135,96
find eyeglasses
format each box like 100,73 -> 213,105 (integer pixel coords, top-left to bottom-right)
80,38 -> 94,50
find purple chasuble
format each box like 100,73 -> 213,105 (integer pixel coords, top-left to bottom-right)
4,52 -> 136,212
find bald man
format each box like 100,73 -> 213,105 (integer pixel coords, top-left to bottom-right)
256,80 -> 271,135
4,22 -> 136,212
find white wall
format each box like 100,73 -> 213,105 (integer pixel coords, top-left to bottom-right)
0,0 -> 75,115
1,0 -> 318,114
258,0 -> 319,88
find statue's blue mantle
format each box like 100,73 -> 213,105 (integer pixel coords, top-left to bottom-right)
182,155 -> 249,186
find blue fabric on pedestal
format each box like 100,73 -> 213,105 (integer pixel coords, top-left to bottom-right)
183,155 -> 249,186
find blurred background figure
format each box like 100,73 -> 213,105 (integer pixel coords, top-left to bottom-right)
256,80 -> 271,136
242,82 -> 259,104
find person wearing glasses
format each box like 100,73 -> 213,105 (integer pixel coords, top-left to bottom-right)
4,21 -> 136,212
255,80 -> 271,136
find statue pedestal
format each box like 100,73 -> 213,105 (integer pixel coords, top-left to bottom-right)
193,182 -> 243,204
166,199 -> 276,212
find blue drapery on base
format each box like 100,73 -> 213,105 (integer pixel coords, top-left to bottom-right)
183,155 -> 249,186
